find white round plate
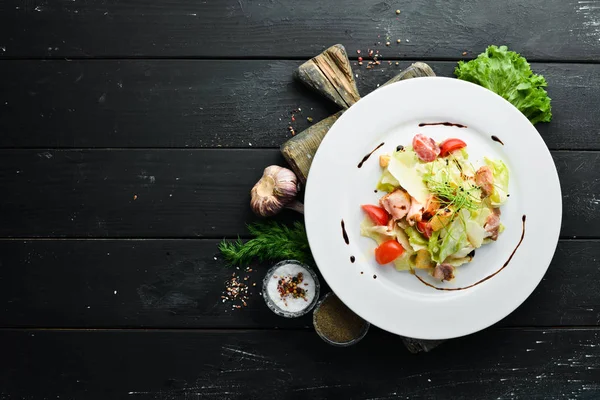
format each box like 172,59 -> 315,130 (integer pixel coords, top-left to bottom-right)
304,77 -> 561,340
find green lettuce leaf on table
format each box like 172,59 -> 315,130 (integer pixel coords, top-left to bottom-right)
454,45 -> 552,124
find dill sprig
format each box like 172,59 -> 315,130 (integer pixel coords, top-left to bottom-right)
218,221 -> 314,267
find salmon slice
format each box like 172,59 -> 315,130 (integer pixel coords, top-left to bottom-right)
379,189 -> 411,221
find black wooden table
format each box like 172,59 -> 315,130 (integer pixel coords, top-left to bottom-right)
1,1 -> 599,398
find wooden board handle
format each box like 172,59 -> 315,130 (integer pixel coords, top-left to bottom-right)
294,44 -> 360,109
281,62 -> 436,183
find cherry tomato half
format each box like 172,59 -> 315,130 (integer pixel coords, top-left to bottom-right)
417,220 -> 433,239
361,205 -> 389,226
439,138 -> 467,157
375,240 -> 405,264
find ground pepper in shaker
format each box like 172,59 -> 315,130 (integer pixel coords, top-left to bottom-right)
313,292 -> 370,346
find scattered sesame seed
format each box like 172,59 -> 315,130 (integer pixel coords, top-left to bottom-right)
397,39 -> 401,43
385,41 -> 390,46
395,9 -> 401,14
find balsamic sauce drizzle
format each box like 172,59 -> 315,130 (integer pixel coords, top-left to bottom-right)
350,256 -> 356,263
341,219 -> 349,245
418,122 -> 468,128
414,215 -> 527,291
491,135 -> 504,145
357,142 -> 385,168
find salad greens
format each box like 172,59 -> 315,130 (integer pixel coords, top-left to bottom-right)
361,139 -> 509,279
484,157 -> 509,206
454,45 -> 552,125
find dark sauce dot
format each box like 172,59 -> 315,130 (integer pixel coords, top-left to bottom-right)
491,135 -> 504,145
507,194 -> 510,197
396,145 -> 404,152
374,189 -> 378,193
373,275 -> 377,279
360,271 -> 364,275
341,219 -> 349,245
350,256 -> 356,263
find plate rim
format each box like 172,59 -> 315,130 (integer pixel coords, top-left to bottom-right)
304,76 -> 562,340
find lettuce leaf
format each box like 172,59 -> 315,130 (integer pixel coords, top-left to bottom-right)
405,226 -> 428,252
360,218 -> 414,254
454,45 -> 552,124
376,169 -> 400,193
484,157 -> 509,206
428,210 -> 470,263
428,229 -> 442,263
360,217 -> 390,245
443,256 -> 472,268
393,252 -> 414,271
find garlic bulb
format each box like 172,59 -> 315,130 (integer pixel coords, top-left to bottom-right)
251,166 -> 304,217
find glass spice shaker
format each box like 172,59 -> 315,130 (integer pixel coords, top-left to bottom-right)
312,292 -> 370,347
262,260 -> 320,318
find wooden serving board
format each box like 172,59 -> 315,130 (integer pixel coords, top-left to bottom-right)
281,45 -> 435,183
280,44 -> 440,353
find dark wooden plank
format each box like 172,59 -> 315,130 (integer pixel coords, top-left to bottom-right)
0,328 -> 598,399
0,149 -> 284,238
1,61 -> 599,150
0,239 -> 316,329
0,149 -> 597,238
0,60 -> 337,148
1,0 -> 599,60
0,239 -> 598,329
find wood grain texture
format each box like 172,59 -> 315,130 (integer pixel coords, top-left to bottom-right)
0,149 -> 597,238
295,44 -> 359,108
0,328 -> 598,399
1,61 -> 599,149
0,239 -> 598,328
1,0 -> 599,60
281,111 -> 344,182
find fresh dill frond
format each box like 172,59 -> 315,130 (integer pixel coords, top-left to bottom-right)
218,221 -> 314,267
